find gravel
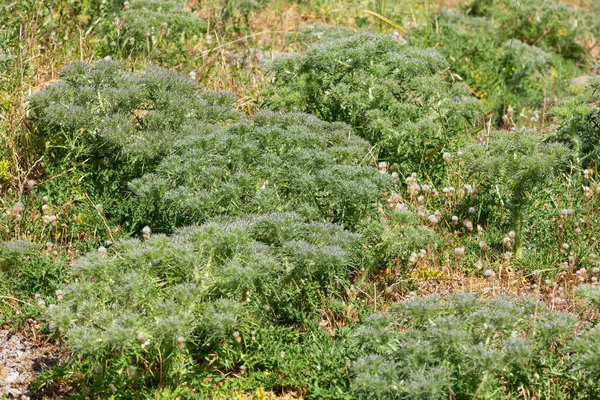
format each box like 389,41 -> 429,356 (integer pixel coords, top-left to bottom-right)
0,329 -> 61,399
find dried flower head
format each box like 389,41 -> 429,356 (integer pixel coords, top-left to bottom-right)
13,201 -> 24,214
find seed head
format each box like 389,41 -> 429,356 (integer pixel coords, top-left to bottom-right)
98,246 -> 108,257
468,207 -> 476,215
26,180 -> 36,189
13,202 -> 24,214
141,226 -> 152,239
137,333 -> 146,344
428,215 -> 438,225
55,289 -> 63,301
42,196 -> 49,204
41,204 -> 49,214
176,336 -> 185,349
95,204 -> 103,212
451,215 -> 459,224
454,247 -> 465,259
483,269 -> 496,279
443,152 -> 451,163
561,243 -> 570,251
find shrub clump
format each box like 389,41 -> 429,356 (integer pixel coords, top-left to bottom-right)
552,74 -> 600,169
462,129 -> 569,257
262,33 -> 482,179
46,213 -> 361,392
28,60 -> 389,233
130,110 -> 391,232
351,293 -> 581,399
411,9 -> 583,118
98,0 -> 207,64
0,241 -> 67,324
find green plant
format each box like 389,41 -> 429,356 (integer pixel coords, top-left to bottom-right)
46,213 -> 362,394
410,9 -> 583,119
462,130 -> 569,257
552,75 -> 600,169
129,110 -> 392,232
465,0 -> 592,62
97,0 -> 207,65
0,240 -> 67,325
351,292 -> 581,399
262,33 -> 482,180
28,60 -> 243,232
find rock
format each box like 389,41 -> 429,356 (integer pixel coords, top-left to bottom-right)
570,75 -> 593,87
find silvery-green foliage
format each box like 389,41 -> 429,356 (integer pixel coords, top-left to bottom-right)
98,0 -> 207,63
351,293 -> 579,399
552,77 -> 600,169
462,129 -> 569,256
46,213 -> 361,389
29,60 -> 242,172
129,110 -> 392,232
262,33 -> 482,178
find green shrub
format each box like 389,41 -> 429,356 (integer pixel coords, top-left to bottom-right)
462,129 -> 569,257
129,110 -> 392,232
551,75 -> 600,169
0,241 -> 67,325
351,293 -> 581,399
262,33 -> 482,179
46,213 -> 362,393
465,0 -> 592,62
28,60 -> 243,232
97,0 -> 207,64
411,9 -> 582,118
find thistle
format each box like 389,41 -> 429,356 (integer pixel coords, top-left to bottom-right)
463,130 -> 569,258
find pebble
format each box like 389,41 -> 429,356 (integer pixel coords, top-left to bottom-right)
0,329 -> 59,398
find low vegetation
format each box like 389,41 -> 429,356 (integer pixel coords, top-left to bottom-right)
1,0 -> 600,398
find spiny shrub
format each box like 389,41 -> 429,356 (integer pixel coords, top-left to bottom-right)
465,0 -> 593,62
27,60 -> 243,230
0,241 -> 67,324
552,75 -> 600,169
98,0 -> 207,64
130,110 -> 391,232
351,293 -> 581,399
462,129 -> 569,257
262,33 -> 482,179
411,10 -> 581,117
46,213 -> 361,392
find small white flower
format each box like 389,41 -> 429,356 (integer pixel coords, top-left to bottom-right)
483,269 -> 495,278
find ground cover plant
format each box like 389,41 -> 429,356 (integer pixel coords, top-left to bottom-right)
44,213 -> 363,395
352,292 -> 600,399
2,0 -> 600,398
28,60 -> 391,234
409,0 -> 598,120
262,32 -> 483,180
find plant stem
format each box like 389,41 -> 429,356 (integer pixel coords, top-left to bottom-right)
514,203 -> 523,258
